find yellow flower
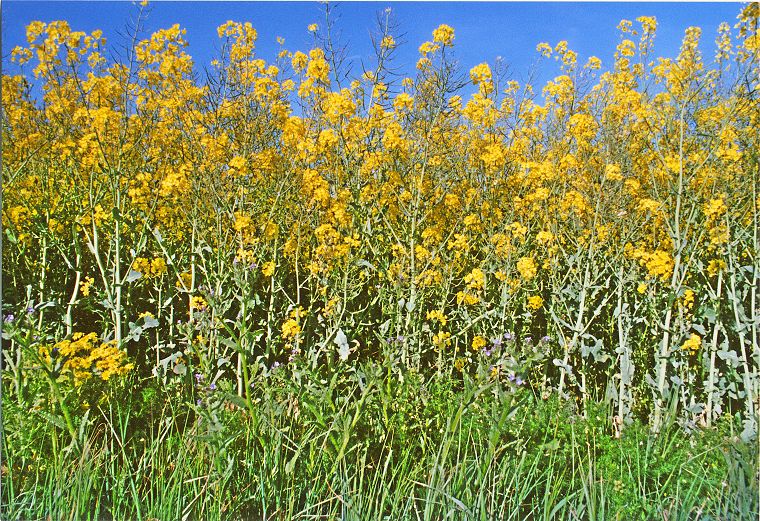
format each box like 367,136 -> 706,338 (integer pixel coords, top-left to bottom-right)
80,276 -> 95,297
536,231 -> 554,245
679,289 -> 695,312
585,56 -> 602,69
150,257 -> 167,277
190,296 -> 207,312
262,261 -> 275,277
176,272 -> 192,290
393,92 -> 414,112
433,331 -> 451,349
527,295 -> 543,310
426,310 -> 447,326
380,35 -> 395,49
681,334 -> 701,353
281,318 -> 301,339
516,257 -> 538,281
465,268 -> 486,290
456,291 -> 480,306
307,23 -> 318,32
471,335 -> 487,351
536,42 -> 552,57
432,24 -> 455,46
469,63 -> 492,85
707,259 -> 726,277
704,197 -> 727,220
292,51 -> 308,72
605,164 -> 623,181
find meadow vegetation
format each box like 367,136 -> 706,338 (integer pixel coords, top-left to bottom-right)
1,3 -> 759,519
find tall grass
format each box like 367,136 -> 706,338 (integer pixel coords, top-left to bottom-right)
2,366 -> 757,520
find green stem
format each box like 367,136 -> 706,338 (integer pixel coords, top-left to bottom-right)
47,374 -> 78,448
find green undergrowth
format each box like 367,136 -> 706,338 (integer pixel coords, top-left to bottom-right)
2,362 -> 757,520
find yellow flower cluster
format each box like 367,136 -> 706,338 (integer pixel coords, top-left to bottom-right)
426,310 -> 447,326
516,257 -> 538,281
527,295 -> 544,311
40,333 -> 133,384
432,24 -> 455,46
132,257 -> 167,278
190,296 -> 208,312
471,335 -> 487,351
281,319 -> 300,339
680,334 -> 702,353
433,331 -> 452,349
80,276 -> 95,297
630,249 -> 674,282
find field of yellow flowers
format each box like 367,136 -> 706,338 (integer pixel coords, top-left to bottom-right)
2,4 -> 759,519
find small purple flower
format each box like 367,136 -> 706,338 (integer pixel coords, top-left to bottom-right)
524,336 -> 533,345
195,373 -> 204,382
483,348 -> 492,357
248,262 -> 258,271
233,257 -> 240,265
26,306 -> 35,315
209,383 -> 217,391
271,361 -> 280,370
515,377 -> 524,386
51,347 -> 59,356
507,372 -> 516,382
491,337 -> 503,349
396,335 -> 405,344
3,314 -> 15,324
196,399 -> 202,406
541,335 -> 551,344
503,332 -> 514,342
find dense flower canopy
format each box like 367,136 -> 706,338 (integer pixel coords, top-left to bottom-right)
2,5 -> 759,435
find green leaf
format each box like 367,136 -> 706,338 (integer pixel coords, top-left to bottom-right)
125,270 -> 142,283
143,316 -> 159,329
285,449 -> 300,474
5,227 -> 17,244
34,409 -> 67,431
224,393 -> 248,411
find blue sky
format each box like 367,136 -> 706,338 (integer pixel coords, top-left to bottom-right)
1,2 -> 744,91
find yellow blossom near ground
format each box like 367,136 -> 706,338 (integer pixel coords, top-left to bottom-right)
433,331 -> 452,349
38,333 -> 133,384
